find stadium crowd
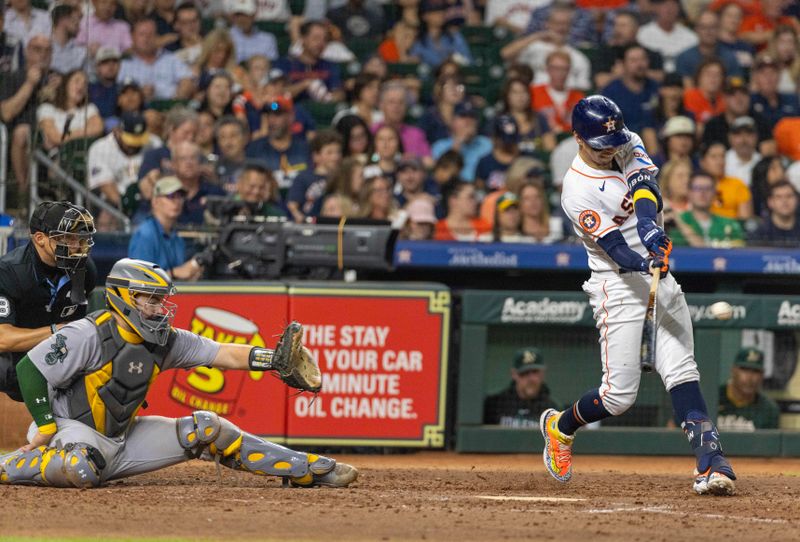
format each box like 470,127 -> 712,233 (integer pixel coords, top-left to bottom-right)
2,0 -> 800,263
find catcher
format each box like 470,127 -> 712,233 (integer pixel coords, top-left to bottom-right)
0,258 -> 357,489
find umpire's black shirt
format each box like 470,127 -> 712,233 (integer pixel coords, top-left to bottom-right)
0,242 -> 97,365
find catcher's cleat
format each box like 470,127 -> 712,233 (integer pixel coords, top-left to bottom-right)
693,455 -> 736,496
290,462 -> 359,488
540,408 -> 574,483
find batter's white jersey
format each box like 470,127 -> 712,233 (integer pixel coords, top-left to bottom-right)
561,133 -> 659,272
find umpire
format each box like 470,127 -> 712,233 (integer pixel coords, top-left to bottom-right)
0,201 -> 97,401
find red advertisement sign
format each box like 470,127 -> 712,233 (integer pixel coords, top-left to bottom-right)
144,283 -> 450,447
285,286 -> 450,447
145,286 -> 289,439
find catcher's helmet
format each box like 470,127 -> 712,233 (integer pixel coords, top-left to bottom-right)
30,201 -> 95,272
105,259 -> 177,346
572,95 -> 632,150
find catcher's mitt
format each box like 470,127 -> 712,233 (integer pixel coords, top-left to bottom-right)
272,322 -> 322,392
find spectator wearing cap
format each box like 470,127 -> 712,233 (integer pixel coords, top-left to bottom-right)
409,0 -> 473,69
702,76 -> 774,155
37,69 -> 104,151
50,4 -> 85,75
635,0 -> 697,73
750,54 -> 800,131
725,117 -> 761,187
89,46 -> 123,121
2,0 -> 51,47
431,101 -> 491,184
165,2 -> 204,66
245,96 -> 311,192
749,180 -> 800,248
274,20 -> 344,103
128,176 -> 204,281
593,9 -> 664,91
501,3 -> 591,91
674,10 -> 743,86
717,347 -> 780,431
483,347 -> 559,428
419,74 -> 466,146
700,141 -> 753,221
500,77 -> 556,155
475,115 -> 521,194
493,192 -> 527,243
654,116 -> 696,169
667,170 -> 745,248
600,44 -> 659,149
373,81 -> 432,164
87,112 -> 149,229
76,0 -> 132,58
229,0 -> 278,64
531,50 -> 585,136
287,129 -> 342,222
402,197 -> 437,241
435,180 -> 491,241
394,157 -> 439,208
326,0 -> 386,42
117,18 -> 195,101
214,116 -> 249,193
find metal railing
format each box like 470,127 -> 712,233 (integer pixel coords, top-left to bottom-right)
30,149 -> 131,233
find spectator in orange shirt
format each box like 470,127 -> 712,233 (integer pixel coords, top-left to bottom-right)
378,19 -> 419,63
531,50 -> 585,135
434,180 -> 492,241
739,0 -> 800,49
699,141 -> 753,220
684,59 -> 727,128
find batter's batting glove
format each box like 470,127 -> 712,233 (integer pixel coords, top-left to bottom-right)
638,218 -> 670,254
649,239 -> 672,274
272,322 -> 322,393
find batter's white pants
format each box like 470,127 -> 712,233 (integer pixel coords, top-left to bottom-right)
582,271 -> 700,416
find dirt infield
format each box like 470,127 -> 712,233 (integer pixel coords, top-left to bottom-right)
1,452 -> 799,541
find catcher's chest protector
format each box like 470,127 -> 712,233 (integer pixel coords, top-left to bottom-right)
67,310 -> 172,437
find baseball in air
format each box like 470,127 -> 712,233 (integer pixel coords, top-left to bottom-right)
709,301 -> 734,320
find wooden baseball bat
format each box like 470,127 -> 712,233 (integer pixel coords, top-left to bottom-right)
640,266 -> 661,373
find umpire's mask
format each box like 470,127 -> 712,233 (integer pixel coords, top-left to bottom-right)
30,201 -> 96,304
105,258 -> 177,346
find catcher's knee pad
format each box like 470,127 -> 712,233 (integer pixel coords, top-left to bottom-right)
176,410 -> 243,457
222,434 -> 335,479
0,444 -> 105,488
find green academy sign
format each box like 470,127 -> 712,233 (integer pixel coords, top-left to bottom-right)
462,291 -> 800,330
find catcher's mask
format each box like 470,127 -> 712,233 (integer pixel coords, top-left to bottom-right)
30,201 -> 96,273
105,258 -> 177,346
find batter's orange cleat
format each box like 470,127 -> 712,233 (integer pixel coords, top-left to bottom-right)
540,408 -> 574,482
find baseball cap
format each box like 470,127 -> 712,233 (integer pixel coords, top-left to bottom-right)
513,347 -> 545,374
363,164 -> 385,181
153,176 -> 186,197
420,0 -> 447,14
730,116 -> 756,133
733,347 -> 764,371
662,115 -> 695,138
264,95 -> 293,114
266,68 -> 287,83
496,192 -> 519,212
724,76 -> 748,94
95,46 -> 121,63
454,101 -> 479,119
662,72 -> 683,88
406,198 -> 437,224
492,114 -> 520,145
397,156 -> 424,172
118,112 -> 149,148
754,54 -> 779,70
228,0 -> 256,15
119,77 -> 141,93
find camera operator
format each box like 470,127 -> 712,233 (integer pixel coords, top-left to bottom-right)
127,176 -> 204,281
206,161 -> 287,225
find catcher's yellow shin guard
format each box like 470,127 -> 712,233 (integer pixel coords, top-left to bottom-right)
0,444 -> 105,488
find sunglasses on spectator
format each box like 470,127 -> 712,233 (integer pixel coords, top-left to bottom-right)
161,191 -> 187,200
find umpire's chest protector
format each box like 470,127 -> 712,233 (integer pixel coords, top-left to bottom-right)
67,310 -> 173,437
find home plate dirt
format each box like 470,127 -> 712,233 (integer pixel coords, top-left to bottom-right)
1,453 -> 799,541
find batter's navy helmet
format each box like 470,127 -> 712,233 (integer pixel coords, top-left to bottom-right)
572,95 -> 631,149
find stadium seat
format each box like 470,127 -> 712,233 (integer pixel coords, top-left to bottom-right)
148,99 -> 190,112
348,37 -> 382,62
58,136 -> 99,187
306,102 -> 347,126
387,62 -> 431,79
256,21 -> 288,35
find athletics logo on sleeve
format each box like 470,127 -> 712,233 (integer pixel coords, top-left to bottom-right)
578,210 -> 601,233
45,334 -> 68,365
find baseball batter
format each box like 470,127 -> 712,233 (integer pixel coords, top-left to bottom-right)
0,258 -> 357,489
540,96 -> 736,496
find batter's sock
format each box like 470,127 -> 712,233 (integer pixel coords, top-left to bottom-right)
557,389 -> 611,436
669,381 -> 709,424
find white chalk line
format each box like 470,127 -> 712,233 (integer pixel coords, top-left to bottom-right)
477,495 -> 586,503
